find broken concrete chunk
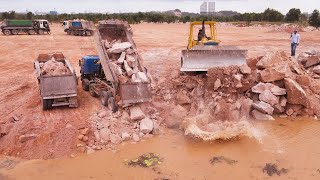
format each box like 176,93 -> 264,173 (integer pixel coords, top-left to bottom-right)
129,105 -> 146,121
252,101 -> 274,115
252,82 -> 286,96
284,78 -> 308,107
19,134 -> 37,143
117,52 -> 126,64
123,60 -> 134,76
126,55 -> 136,68
251,110 -> 275,121
121,132 -> 131,141
140,117 -> 154,134
259,90 -> 279,106
135,72 -> 149,82
259,64 -> 292,82
240,64 -> 252,74
214,79 -> 222,91
305,55 -> 320,68
109,42 -> 132,54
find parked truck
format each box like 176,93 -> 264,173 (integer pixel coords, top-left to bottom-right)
34,53 -> 78,110
80,20 -> 152,112
63,20 -> 94,36
1,19 -> 50,35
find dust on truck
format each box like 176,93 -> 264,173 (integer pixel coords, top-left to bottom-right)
63,20 -> 94,36
34,53 -> 78,110
1,19 -> 50,35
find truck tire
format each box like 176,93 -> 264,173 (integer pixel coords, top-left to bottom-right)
38,29 -> 44,35
89,84 -> 98,97
28,30 -> 35,35
11,29 -> 18,35
86,31 -> 91,36
42,99 -> 53,110
3,30 -> 11,35
100,91 -> 112,106
82,79 -> 90,91
108,97 -> 118,113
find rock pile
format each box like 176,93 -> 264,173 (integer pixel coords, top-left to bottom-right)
40,59 -> 70,76
81,106 -> 162,153
104,41 -> 149,84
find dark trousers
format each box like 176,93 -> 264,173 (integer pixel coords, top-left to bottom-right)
291,43 -> 297,56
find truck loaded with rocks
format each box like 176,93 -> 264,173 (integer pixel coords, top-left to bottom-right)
82,19 -> 152,112
63,19 -> 94,36
1,19 -> 50,35
34,53 -> 78,110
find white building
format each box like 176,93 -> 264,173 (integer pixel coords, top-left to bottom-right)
200,2 -> 208,15
208,2 -> 216,14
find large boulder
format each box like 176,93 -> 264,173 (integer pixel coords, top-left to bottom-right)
252,82 -> 286,95
259,90 -> 279,106
176,90 -> 192,105
284,78 -> 308,107
251,110 -> 275,121
252,101 -> 274,115
165,104 -> 188,129
140,117 -> 154,134
129,105 -> 146,121
259,64 -> 292,82
304,55 -> 320,68
256,51 -> 288,69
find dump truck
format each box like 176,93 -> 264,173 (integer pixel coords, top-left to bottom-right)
34,53 -> 78,110
181,21 -> 247,72
1,19 -> 50,35
63,20 -> 94,36
81,19 -> 152,112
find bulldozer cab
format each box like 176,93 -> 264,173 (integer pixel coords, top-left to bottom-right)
188,21 -> 221,50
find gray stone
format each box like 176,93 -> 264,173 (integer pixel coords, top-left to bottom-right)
259,64 -> 292,82
305,55 -> 320,68
240,64 -> 252,74
252,101 -> 274,115
121,132 -> 131,141
19,134 -> 37,143
251,110 -> 275,121
280,96 -> 287,107
140,117 -> 154,134
99,128 -> 111,142
132,133 -> 140,142
129,105 -> 146,121
284,78 -> 308,107
259,90 -> 279,106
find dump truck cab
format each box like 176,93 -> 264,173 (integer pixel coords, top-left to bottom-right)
36,19 -> 50,29
79,55 -> 103,91
63,21 -> 69,31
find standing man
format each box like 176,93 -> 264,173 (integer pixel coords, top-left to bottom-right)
290,30 -> 300,57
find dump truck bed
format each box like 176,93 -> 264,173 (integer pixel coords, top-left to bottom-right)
94,20 -> 152,105
181,45 -> 247,72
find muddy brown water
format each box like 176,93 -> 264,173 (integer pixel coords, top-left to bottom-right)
1,118 -> 320,180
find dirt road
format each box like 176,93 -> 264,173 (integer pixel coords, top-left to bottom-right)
0,22 -> 320,175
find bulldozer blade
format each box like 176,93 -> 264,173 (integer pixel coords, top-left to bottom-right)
181,46 -> 247,72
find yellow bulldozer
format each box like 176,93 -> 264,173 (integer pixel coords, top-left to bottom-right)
181,21 -> 247,72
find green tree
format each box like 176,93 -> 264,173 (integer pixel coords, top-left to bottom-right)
243,13 -> 254,26
262,8 -> 284,22
8,11 -> 16,19
26,12 -> 33,20
286,8 -> 301,22
309,9 -> 320,28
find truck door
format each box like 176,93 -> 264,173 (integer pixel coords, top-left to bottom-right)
39,21 -> 44,28
63,21 -> 69,30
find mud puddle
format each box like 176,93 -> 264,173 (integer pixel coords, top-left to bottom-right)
1,118 -> 320,180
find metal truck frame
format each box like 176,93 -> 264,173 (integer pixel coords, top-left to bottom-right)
63,20 -> 94,36
34,53 -> 78,110
84,20 -> 151,112
1,19 -> 51,35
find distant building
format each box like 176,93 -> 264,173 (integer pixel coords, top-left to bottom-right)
200,2 -> 208,15
173,9 -> 182,17
49,11 -> 58,15
208,2 -> 215,14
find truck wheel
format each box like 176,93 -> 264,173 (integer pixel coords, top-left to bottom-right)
86,31 -> 91,36
38,29 -> 44,35
100,91 -> 112,106
82,79 -> 90,91
11,30 -> 18,35
42,99 -> 48,110
89,84 -> 98,97
108,97 -> 118,113
28,30 -> 35,35
3,30 -> 11,35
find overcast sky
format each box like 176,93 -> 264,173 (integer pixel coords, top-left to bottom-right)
0,0 -> 319,14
